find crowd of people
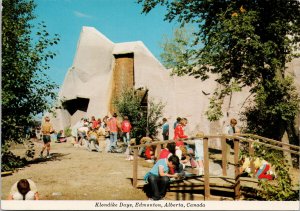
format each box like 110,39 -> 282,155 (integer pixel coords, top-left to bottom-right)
143,117 -> 276,200
10,115 -> 275,201
69,113 -> 133,154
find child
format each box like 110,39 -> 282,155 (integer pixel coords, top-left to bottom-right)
57,130 -> 66,143
125,138 -> 135,161
145,145 -> 155,161
194,132 -> 205,175
144,155 -> 180,200
173,118 -> 189,165
159,142 -> 176,159
159,143 -> 176,174
254,158 -> 275,180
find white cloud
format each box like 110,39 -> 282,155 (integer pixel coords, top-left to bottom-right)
74,10 -> 92,19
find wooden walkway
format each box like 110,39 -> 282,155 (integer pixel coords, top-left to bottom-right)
129,133 -> 300,200
135,173 -> 260,200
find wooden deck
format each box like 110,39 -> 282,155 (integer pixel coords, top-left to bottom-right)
130,134 -> 300,200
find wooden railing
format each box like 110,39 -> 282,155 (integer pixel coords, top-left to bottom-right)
129,134 -> 300,200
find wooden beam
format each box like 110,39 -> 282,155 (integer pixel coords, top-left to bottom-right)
133,148 -> 138,188
221,137 -> 227,176
1,171 -> 13,176
249,143 -> 255,178
203,138 -> 210,200
129,135 -> 300,155
234,139 -> 240,200
239,133 -> 300,150
156,143 -> 161,159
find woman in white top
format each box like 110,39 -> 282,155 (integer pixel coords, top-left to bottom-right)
194,132 -> 205,175
7,179 -> 39,200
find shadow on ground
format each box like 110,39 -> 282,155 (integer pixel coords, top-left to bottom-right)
27,153 -> 70,165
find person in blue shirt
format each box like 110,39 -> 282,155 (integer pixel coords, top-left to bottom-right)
144,155 -> 180,200
173,117 -> 181,129
161,118 -> 169,141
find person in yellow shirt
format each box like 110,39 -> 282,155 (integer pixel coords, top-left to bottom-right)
40,116 -> 53,158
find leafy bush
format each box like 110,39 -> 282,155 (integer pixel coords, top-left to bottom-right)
1,143 -> 27,172
64,127 -> 72,137
113,89 -> 165,143
241,142 -> 299,201
242,77 -> 300,141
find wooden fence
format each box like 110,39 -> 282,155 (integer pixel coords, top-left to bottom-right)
129,134 -> 300,200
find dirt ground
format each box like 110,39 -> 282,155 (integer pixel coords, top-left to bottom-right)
2,138 -> 299,201
1,138 -> 151,200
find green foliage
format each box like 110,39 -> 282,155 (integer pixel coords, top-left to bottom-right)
206,80 -> 242,121
113,89 -> 165,142
205,93 -> 223,121
138,0 -> 300,126
64,127 -> 72,137
160,26 -> 199,77
146,100 -> 165,137
242,77 -> 300,141
1,143 -> 27,172
139,0 -> 300,86
2,0 -> 60,144
251,142 -> 299,201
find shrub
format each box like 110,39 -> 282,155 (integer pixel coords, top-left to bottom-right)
113,89 -> 165,143
64,127 -> 72,137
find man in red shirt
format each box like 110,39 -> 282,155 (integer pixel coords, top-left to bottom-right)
121,116 -> 132,146
107,113 -> 119,152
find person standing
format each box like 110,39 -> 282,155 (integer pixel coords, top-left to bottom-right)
121,116 -> 132,145
107,113 -> 119,152
224,118 -> 239,166
173,118 -> 188,146
173,117 -> 181,129
161,118 -> 169,141
173,118 -> 188,162
91,116 -> 99,129
194,132 -> 205,175
40,116 -> 53,158
121,116 -> 132,156
71,118 -> 84,145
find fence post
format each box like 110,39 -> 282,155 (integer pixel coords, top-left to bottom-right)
234,139 -> 240,200
221,137 -> 227,176
203,137 -> 210,200
249,141 -> 255,178
133,148 -> 138,188
156,143 -> 161,159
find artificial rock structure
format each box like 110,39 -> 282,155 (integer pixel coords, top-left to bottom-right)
51,26 -> 300,141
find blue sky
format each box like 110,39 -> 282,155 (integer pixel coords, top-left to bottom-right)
33,0 -> 178,86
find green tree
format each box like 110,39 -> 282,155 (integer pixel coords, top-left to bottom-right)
159,26 -> 198,77
113,89 -> 165,143
2,0 -> 60,144
242,77 -> 300,141
138,0 -> 300,140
